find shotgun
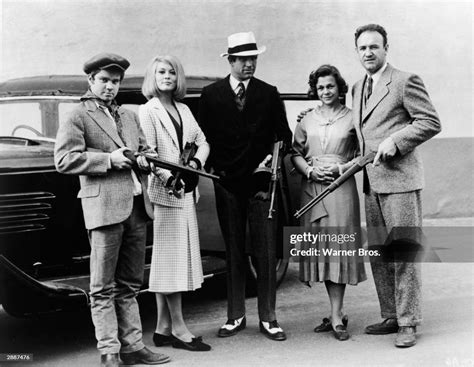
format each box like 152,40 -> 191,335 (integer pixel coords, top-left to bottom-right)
294,152 -> 376,219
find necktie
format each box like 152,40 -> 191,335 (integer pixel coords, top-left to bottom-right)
107,104 -> 127,146
236,82 -> 245,100
235,82 -> 246,111
364,76 -> 373,108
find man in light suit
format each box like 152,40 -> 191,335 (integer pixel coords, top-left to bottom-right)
352,24 -> 441,347
199,32 -> 292,341
54,53 -> 170,366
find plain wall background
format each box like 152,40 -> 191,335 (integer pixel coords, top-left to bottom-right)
1,0 -> 473,216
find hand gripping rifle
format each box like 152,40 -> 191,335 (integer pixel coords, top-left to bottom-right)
294,151 -> 376,219
268,141 -> 284,219
124,150 -> 219,182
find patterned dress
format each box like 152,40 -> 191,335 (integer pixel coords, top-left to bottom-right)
292,105 -> 366,285
139,97 -> 209,293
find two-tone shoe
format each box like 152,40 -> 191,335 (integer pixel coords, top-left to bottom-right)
259,320 -> 287,341
217,316 -> 246,337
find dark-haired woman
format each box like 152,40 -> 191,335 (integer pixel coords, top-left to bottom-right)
291,65 -> 366,341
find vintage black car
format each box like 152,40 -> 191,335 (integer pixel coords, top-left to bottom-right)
0,75 -> 310,317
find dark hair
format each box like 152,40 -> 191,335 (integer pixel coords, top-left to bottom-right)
227,55 -> 257,64
308,64 -> 348,100
354,24 -> 388,47
89,66 -> 125,81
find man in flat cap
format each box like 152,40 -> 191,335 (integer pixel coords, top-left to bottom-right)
199,32 -> 292,341
55,53 -> 170,366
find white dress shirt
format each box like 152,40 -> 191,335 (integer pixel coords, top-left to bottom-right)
229,75 -> 250,95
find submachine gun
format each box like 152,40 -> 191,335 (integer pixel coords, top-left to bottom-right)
124,147 -> 219,195
267,141 -> 284,219
253,141 -> 284,220
294,151 -> 376,220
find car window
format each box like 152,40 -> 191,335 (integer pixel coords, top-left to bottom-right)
283,100 -> 317,133
0,102 -> 42,138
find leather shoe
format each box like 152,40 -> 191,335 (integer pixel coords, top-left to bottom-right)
172,336 -> 211,352
217,316 -> 246,337
395,326 -> 417,348
153,333 -> 176,347
333,325 -> 350,341
259,320 -> 287,341
100,353 -> 119,367
120,346 -> 170,365
314,315 -> 348,332
365,318 -> 399,335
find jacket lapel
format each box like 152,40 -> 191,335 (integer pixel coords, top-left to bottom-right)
176,102 -> 190,147
362,64 -> 392,122
243,77 -> 259,112
84,100 -> 124,148
353,80 -> 364,128
220,75 -> 241,115
150,97 -> 180,150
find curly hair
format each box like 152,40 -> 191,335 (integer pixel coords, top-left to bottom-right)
354,24 -> 388,47
308,64 -> 348,100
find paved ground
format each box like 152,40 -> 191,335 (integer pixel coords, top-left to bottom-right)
0,218 -> 473,367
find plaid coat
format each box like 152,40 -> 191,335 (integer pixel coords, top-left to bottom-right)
138,97 -> 210,207
54,99 -> 154,230
352,64 -> 441,194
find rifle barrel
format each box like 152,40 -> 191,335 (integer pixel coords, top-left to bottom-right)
132,152 -> 220,180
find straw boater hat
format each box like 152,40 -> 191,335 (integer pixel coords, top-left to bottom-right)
220,32 -> 266,57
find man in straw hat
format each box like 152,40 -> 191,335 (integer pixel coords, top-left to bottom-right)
55,53 -> 170,366
199,32 -> 292,341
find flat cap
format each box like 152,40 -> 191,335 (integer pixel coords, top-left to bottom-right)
83,53 -> 130,74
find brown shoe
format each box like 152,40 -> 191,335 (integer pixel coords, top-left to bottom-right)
365,318 -> 399,335
120,347 -> 170,365
100,353 -> 119,367
333,325 -> 350,341
314,315 -> 348,333
395,326 -> 417,348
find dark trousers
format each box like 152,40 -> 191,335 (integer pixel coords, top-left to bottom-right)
214,181 -> 277,322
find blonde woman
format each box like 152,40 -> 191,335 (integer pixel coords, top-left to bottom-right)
139,55 -> 210,352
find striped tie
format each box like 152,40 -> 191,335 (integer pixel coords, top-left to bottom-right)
364,76 -> 373,108
235,82 -> 246,111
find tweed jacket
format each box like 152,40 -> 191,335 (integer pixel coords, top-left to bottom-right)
199,75 -> 292,191
54,99 -> 154,230
138,97 -> 210,208
352,64 -> 441,194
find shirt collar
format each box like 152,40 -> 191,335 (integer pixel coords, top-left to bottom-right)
367,62 -> 388,87
229,74 -> 250,93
